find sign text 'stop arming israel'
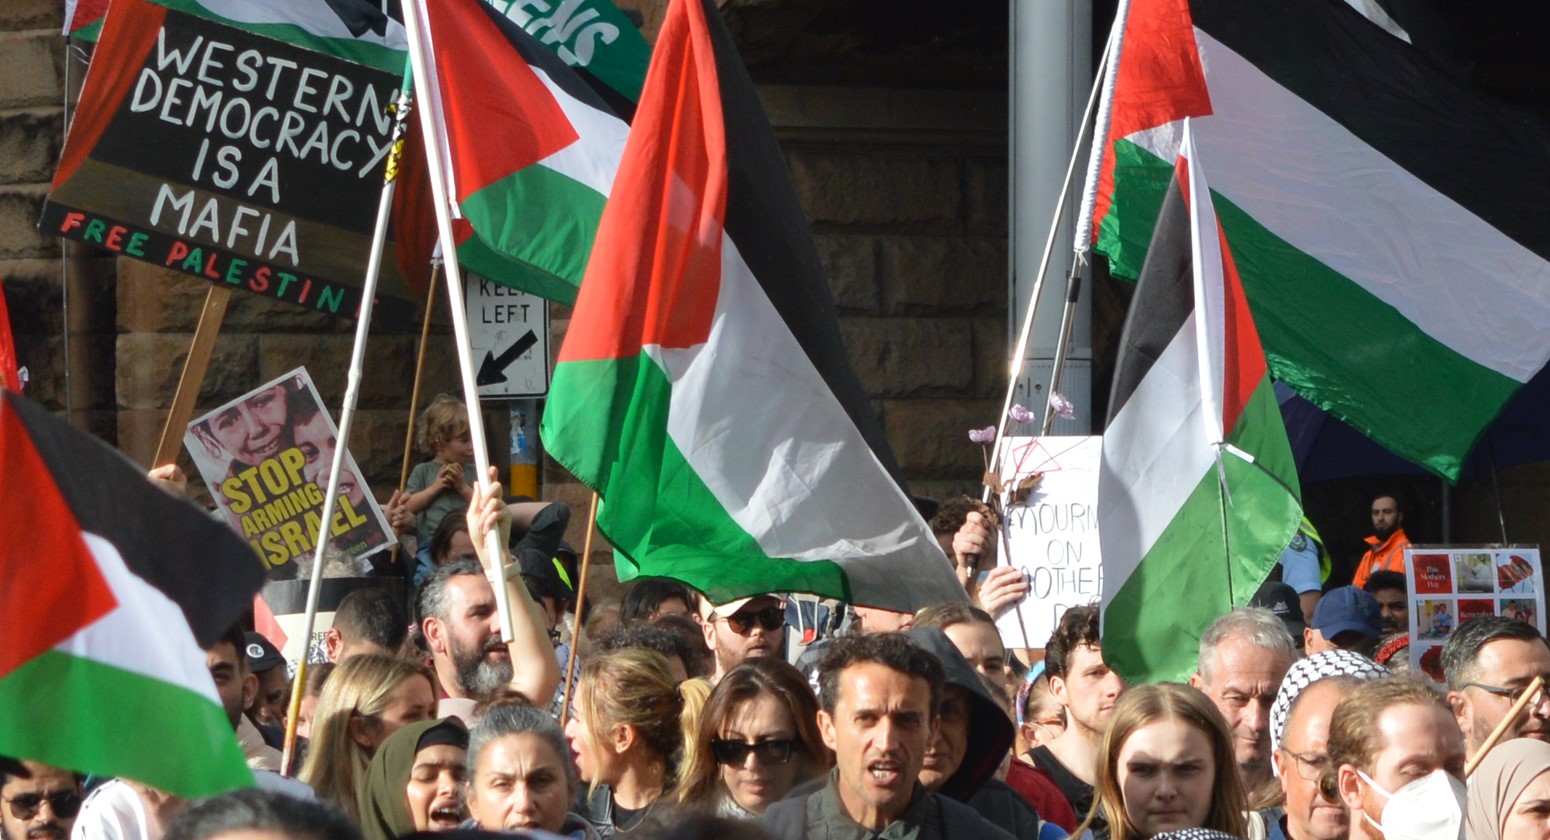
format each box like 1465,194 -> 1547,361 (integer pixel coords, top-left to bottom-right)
40,0 -> 419,323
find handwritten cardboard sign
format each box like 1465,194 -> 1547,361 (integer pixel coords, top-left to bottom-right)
993,436 -> 1103,650
40,0 -> 417,323
185,368 -> 392,579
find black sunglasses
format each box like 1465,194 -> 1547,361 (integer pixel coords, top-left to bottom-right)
722,606 -> 784,635
711,738 -> 797,766
5,792 -> 82,820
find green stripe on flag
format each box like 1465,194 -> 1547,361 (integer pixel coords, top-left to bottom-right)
0,651 -> 253,798
1104,403 -> 1299,683
1101,138 -> 1517,479
546,354 -> 854,602
460,165 -> 607,303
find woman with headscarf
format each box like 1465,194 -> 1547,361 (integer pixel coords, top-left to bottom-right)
1466,739 -> 1550,840
358,718 -> 470,840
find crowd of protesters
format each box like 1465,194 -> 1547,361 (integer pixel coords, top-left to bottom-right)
16,406 -> 1550,840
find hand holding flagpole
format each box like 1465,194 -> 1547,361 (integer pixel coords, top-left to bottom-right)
402,0 -> 513,642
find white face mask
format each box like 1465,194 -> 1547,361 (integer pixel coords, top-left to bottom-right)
1356,768 -> 1466,840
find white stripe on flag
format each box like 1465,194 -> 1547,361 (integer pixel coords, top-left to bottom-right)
1183,122 -> 1225,446
530,67 -> 628,195
648,233 -> 963,606
1099,313 -> 1214,592
1158,29 -> 1550,383
55,534 -> 220,705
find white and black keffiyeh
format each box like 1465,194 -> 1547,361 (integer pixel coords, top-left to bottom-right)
1153,828 -> 1243,840
1269,649 -> 1389,756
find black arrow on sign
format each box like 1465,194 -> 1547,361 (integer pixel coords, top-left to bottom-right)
477,329 -> 538,386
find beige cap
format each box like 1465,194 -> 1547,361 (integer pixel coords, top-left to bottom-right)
702,593 -> 784,618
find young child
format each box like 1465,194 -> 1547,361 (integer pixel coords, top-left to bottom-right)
403,394 -> 475,551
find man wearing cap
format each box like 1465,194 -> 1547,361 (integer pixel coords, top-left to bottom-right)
1304,586 -> 1381,655
701,594 -> 786,683
242,632 -> 289,734
1252,581 -> 1309,657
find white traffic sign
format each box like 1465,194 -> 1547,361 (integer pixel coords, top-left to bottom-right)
465,274 -> 550,399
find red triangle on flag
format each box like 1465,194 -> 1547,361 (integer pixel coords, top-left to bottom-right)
0,399 -> 118,679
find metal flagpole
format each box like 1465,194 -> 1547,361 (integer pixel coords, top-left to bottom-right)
401,0 -> 515,641
984,26 -> 1116,500
282,61 -> 416,774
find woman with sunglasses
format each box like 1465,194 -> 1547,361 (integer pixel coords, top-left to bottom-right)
677,658 -> 829,819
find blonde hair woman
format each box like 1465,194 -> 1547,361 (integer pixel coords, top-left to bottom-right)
299,653 -> 435,822
1079,682 -> 1248,840
564,648 -> 701,835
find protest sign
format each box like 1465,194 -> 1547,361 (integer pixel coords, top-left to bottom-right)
39,0 -> 418,323
1407,545 -> 1545,680
260,577 -> 404,666
185,368 -> 392,578
993,436 -> 1103,650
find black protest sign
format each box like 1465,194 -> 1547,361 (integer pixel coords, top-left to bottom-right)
40,0 -> 418,323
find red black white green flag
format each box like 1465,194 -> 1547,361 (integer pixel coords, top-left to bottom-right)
541,0 -> 964,611
0,391 -> 264,797
1087,0 -> 1550,479
1099,124 -> 1302,683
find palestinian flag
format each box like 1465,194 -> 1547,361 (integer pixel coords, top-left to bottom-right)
1098,124 -> 1301,684
404,0 -> 632,305
0,392 -> 265,797
68,0 -> 409,72
1087,0 -> 1550,480
540,0 -> 964,612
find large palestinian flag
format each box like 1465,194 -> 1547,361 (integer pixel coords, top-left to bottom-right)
1098,125 -> 1301,684
404,0 -> 632,305
1087,0 -> 1550,480
0,392 -> 265,797
541,0 -> 964,611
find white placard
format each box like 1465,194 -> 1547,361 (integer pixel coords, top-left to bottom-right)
993,436 -> 1104,650
466,273 -> 550,399
1406,545 -> 1545,681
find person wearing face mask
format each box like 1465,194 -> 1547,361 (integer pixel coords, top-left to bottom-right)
1465,739 -> 1550,840
1322,678 -> 1467,840
357,719 -> 470,840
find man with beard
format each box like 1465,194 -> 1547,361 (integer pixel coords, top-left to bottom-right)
0,759 -> 81,840
1361,571 -> 1408,637
1351,494 -> 1410,589
1441,615 -> 1550,760
1191,607 -> 1298,793
700,594 -> 787,683
417,493 -> 562,710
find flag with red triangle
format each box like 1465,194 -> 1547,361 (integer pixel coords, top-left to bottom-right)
0,391 -> 264,797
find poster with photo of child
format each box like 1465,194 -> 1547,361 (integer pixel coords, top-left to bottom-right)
1406,545 -> 1545,682
185,367 -> 392,579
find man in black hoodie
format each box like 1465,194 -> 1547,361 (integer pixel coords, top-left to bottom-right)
907,627 -> 1048,839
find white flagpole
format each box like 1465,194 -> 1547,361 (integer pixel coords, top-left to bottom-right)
401,0 -> 514,641
983,26 -> 1115,501
283,62 -> 416,774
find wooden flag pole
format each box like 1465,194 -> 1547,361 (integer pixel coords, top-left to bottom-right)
389,261 -> 443,567
561,491 -> 600,719
152,285 -> 231,467
1465,675 -> 1545,777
